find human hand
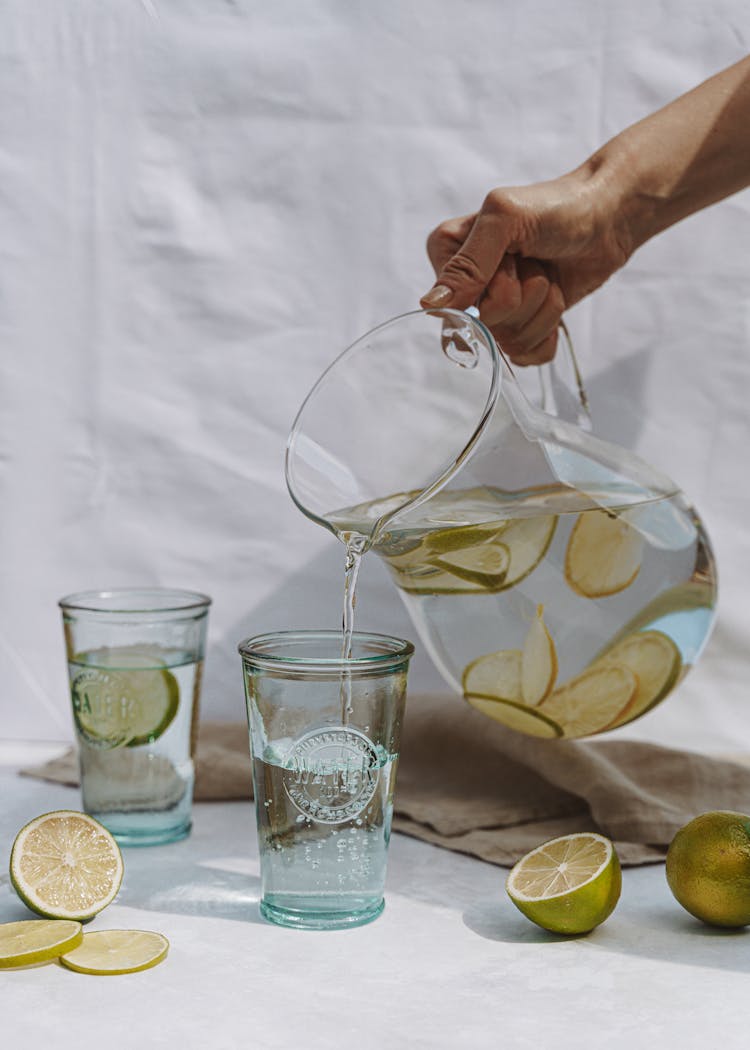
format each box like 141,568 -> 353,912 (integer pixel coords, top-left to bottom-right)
420,170 -> 631,364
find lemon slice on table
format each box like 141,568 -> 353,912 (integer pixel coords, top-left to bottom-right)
0,920 -> 83,969
541,664 -> 637,738
506,832 -> 621,934
465,695 -> 563,738
597,630 -> 682,727
10,811 -> 123,921
462,649 -> 523,702
59,930 -> 169,975
564,509 -> 644,598
70,651 -> 179,748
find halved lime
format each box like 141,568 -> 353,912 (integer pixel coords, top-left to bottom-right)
541,664 -> 636,738
70,648 -> 179,749
462,649 -> 523,702
0,919 -> 83,968
59,930 -> 169,975
10,811 -> 124,921
564,509 -> 644,598
507,832 -> 621,934
598,630 -> 682,727
465,694 -> 563,738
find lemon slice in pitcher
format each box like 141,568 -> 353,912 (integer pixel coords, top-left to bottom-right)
541,664 -> 637,738
521,605 -> 558,706
598,630 -> 682,727
0,920 -> 83,969
564,509 -> 644,598
462,649 -> 523,702
59,930 -> 170,975
465,694 -> 563,738
430,540 -> 510,589
10,811 -> 123,921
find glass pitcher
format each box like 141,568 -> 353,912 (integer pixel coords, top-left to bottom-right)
286,308 -> 717,739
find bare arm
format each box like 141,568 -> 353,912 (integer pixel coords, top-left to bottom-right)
421,55 -> 750,364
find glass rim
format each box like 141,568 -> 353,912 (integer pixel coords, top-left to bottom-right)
237,629 -> 414,670
284,307 -> 501,533
58,588 -> 212,615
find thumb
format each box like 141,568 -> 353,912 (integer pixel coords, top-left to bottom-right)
420,200 -> 515,310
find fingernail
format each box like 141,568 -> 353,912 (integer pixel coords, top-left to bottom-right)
420,284 -> 453,308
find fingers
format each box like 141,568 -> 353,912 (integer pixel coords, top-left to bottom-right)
479,256 -> 566,365
421,192 -> 518,310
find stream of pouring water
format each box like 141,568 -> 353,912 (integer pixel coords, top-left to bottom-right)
340,533 -> 369,724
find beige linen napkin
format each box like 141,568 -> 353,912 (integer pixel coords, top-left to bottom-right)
21,693 -> 750,867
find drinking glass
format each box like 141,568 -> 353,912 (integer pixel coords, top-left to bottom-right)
239,630 -> 413,930
59,588 -> 211,846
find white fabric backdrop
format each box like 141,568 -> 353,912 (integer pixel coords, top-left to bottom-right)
2,0 -> 749,751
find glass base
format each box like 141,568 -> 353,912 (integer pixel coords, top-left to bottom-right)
260,896 -> 385,930
91,815 -> 192,847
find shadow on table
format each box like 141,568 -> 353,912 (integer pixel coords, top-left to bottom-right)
463,884 -> 750,975
114,809 -> 266,926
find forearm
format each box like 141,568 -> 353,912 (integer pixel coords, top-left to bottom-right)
582,55 -> 750,255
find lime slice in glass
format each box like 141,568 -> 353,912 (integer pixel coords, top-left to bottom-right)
71,650 -> 179,748
59,930 -> 169,975
507,832 -> 622,934
0,919 -> 83,968
10,810 -> 124,921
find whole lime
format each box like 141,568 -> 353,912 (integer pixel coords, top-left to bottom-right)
666,811 -> 750,927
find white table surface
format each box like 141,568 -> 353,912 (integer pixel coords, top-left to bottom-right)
1,758 -> 749,1050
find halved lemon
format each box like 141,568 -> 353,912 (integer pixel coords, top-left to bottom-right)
541,664 -> 637,738
0,919 -> 83,969
506,832 -> 621,934
59,930 -> 169,975
70,648 -> 179,749
10,811 -> 124,921
465,694 -> 563,738
521,605 -> 557,706
564,509 -> 644,598
462,649 -> 523,702
598,630 -> 682,727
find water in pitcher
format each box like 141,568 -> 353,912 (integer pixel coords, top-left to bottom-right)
329,480 -> 717,739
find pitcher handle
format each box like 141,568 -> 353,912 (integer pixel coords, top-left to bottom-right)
538,320 -> 592,431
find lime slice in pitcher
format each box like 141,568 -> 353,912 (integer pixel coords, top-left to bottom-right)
597,630 -> 682,727
463,649 -> 523,702
465,694 -> 563,738
564,509 -> 644,598
541,664 -> 637,738
71,648 -> 179,748
521,605 -> 558,706
430,540 -> 510,589
499,515 -> 557,590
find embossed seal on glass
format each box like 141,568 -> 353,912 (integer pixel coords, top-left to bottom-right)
282,726 -> 381,825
